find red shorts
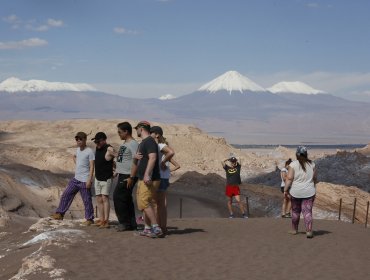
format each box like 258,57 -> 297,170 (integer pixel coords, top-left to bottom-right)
225,185 -> 240,197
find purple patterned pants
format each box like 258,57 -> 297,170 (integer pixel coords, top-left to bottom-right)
291,195 -> 315,232
56,177 -> 94,220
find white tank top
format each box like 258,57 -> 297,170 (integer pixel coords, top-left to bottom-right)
289,160 -> 316,198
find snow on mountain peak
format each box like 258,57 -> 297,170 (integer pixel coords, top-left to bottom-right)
159,94 -> 176,100
198,70 -> 265,94
267,81 -> 325,95
0,77 -> 97,93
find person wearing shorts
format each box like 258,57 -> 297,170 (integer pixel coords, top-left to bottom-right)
222,157 -> 247,219
150,126 -> 180,235
132,121 -> 163,238
92,132 -> 114,229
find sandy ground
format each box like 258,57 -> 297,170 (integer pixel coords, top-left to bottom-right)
1,217 -> 369,280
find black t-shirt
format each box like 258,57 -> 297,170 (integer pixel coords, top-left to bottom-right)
137,137 -> 160,181
95,144 -> 113,181
224,163 -> 241,185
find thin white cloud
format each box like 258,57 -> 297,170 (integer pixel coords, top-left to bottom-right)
47,18 -> 64,27
26,18 -> 64,32
2,14 -> 20,23
3,15 -> 63,32
25,24 -> 49,32
113,27 -> 138,35
0,38 -> 48,50
306,3 -> 319,8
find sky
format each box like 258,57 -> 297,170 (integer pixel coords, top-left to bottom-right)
1,0 -> 370,101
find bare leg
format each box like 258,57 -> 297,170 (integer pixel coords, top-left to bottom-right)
156,192 -> 166,231
143,206 -> 158,226
227,196 -> 233,215
96,195 -> 104,221
234,195 -> 245,215
287,198 -> 292,214
102,195 -> 110,222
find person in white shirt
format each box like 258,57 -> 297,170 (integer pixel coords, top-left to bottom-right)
284,146 -> 318,238
280,158 -> 292,218
51,132 -> 95,226
150,126 -> 180,235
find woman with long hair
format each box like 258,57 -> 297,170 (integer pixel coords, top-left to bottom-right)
284,146 -> 317,238
150,126 -> 180,235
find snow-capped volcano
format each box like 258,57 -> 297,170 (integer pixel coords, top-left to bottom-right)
267,81 -> 325,95
0,77 -> 97,93
198,70 -> 265,93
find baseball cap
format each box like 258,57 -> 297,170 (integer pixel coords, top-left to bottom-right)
134,121 -> 151,130
75,132 -> 87,139
296,146 -> 308,156
229,157 -> 237,162
91,132 -> 107,143
150,126 -> 163,136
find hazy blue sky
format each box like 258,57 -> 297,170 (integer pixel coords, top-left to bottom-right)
1,0 -> 370,100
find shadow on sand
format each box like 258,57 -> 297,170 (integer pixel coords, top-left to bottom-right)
167,226 -> 206,235
313,230 -> 332,236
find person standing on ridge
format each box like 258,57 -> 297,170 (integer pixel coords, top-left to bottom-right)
92,132 -> 114,229
222,156 -> 247,219
132,121 -> 163,238
113,122 -> 139,231
51,132 -> 95,226
150,125 -> 180,235
284,146 -> 317,238
280,158 -> 292,218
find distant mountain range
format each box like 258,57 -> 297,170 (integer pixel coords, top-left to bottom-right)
1,71 -> 370,144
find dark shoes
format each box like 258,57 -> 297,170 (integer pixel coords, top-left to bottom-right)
117,224 -> 136,232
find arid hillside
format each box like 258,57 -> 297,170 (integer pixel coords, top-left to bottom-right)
0,119 -> 369,226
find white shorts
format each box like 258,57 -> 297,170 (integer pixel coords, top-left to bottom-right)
94,178 -> 112,196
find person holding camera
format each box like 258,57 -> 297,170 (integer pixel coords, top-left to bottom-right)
222,156 -> 247,219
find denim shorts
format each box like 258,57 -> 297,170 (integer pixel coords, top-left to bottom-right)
158,179 -> 170,192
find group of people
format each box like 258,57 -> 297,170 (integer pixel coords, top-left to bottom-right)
50,119 -> 318,239
280,146 -> 317,238
50,121 -> 180,238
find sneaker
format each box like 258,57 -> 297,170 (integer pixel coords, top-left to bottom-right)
99,221 -> 110,229
80,219 -> 94,226
242,214 -> 249,219
229,214 -> 234,219
151,226 -> 164,238
306,231 -> 314,239
288,230 -> 298,235
139,228 -> 152,237
50,213 -> 63,220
